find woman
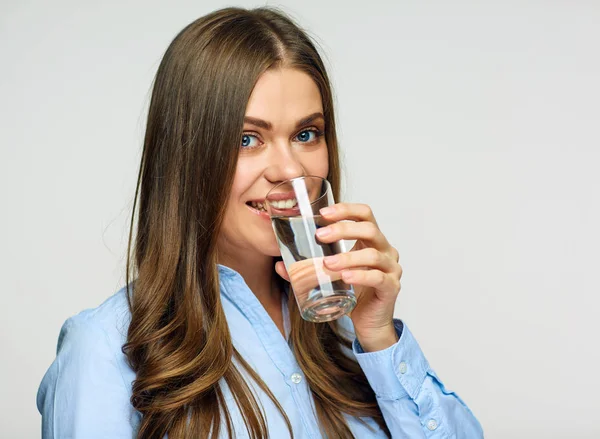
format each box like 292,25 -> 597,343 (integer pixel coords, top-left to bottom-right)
37,6 -> 483,439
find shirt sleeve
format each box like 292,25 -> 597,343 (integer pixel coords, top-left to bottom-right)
36,315 -> 138,438
352,319 -> 484,438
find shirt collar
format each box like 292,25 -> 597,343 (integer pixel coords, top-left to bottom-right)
217,263 -> 291,340
217,263 -> 289,296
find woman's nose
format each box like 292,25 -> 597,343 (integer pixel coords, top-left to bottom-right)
264,143 -> 305,183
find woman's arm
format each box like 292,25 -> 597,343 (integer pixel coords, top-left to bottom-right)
353,319 -> 484,438
283,202 -> 483,437
36,315 -> 138,438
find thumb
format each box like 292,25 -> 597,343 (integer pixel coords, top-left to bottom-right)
274,261 -> 290,281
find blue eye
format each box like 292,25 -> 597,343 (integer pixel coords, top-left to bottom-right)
241,128 -> 323,150
295,130 -> 319,143
241,134 -> 261,149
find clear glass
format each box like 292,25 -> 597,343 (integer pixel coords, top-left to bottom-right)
266,176 -> 356,322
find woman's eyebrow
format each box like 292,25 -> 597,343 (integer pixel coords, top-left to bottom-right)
243,112 -> 325,131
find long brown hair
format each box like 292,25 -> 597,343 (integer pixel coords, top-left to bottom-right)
122,7 -> 390,439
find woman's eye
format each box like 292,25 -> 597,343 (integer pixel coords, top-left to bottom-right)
241,129 -> 322,149
241,134 -> 261,148
295,129 -> 320,143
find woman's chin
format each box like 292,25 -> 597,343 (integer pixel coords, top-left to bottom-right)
267,244 -> 282,257
260,240 -> 282,257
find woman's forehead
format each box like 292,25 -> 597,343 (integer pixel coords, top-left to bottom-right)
245,68 -> 323,130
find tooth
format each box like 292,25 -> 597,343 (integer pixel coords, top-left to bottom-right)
270,199 -> 294,209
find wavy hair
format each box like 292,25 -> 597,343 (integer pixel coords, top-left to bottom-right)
122,7 -> 390,439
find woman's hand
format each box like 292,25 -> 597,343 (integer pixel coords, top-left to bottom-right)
275,203 -> 403,352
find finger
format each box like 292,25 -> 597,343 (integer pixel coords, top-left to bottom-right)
274,261 -> 290,282
320,203 -> 377,224
323,247 -> 397,273
316,220 -> 389,250
341,269 -> 401,296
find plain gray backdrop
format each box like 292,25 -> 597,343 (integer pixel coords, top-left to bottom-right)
1,1 -> 599,438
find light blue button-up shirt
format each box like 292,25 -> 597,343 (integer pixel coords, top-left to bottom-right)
37,264 -> 483,438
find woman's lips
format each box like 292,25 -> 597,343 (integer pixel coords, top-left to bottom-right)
246,191 -> 297,205
269,205 -> 301,216
265,190 -> 297,202
246,201 -> 300,218
246,189 -> 307,218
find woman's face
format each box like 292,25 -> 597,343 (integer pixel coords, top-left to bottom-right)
218,67 -> 329,260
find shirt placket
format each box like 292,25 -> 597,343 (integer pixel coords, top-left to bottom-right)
219,269 -> 321,438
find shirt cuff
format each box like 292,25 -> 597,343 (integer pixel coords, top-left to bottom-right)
352,319 -> 430,401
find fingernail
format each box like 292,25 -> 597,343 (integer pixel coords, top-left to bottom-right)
320,206 -> 335,216
316,227 -> 331,237
324,255 -> 339,265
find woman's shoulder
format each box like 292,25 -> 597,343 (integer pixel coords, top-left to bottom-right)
62,284 -> 132,347
37,285 -> 134,402
39,284 -> 134,390
37,285 -> 140,435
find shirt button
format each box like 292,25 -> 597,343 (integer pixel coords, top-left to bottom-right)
426,419 -> 438,431
291,373 -> 302,384
399,361 -> 408,374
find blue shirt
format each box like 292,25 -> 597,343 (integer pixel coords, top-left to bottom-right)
37,264 -> 483,438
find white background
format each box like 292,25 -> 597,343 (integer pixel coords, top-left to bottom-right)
1,1 -> 599,438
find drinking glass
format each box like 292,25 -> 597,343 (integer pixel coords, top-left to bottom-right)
265,176 -> 357,322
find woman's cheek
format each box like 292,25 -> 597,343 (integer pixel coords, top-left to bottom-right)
303,144 -> 329,178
